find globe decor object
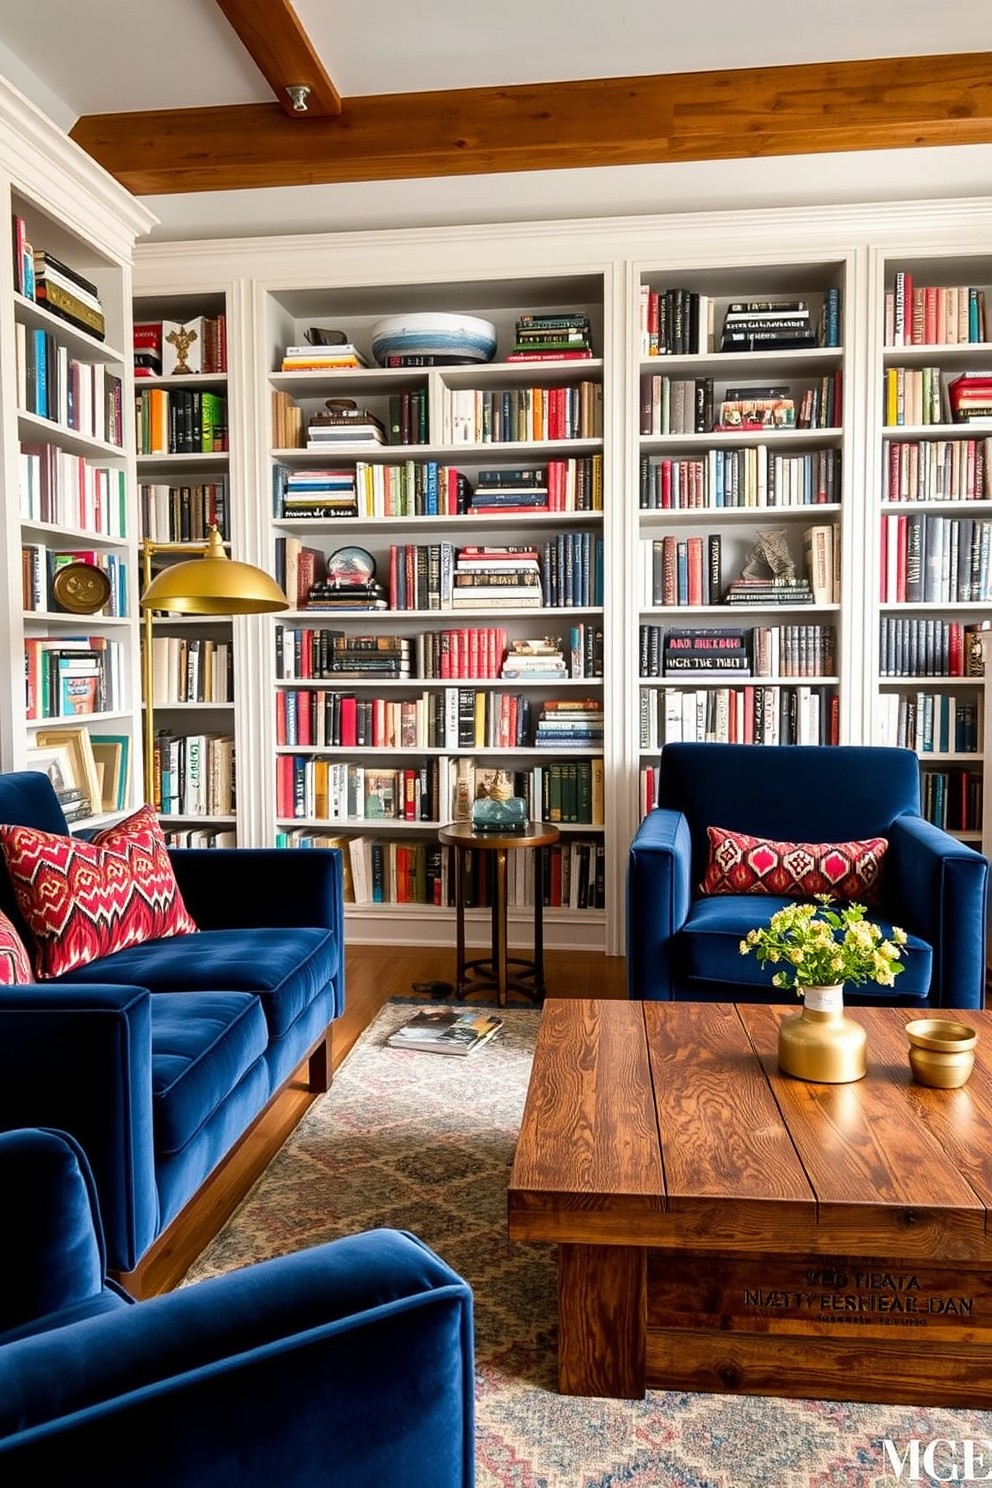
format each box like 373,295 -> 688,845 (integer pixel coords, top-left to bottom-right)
740,895 -> 908,1084
370,312 -> 497,367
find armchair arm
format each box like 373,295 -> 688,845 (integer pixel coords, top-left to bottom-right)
887,815 -> 989,1010
0,987 -> 158,1273
626,808 -> 693,1001
0,1129 -> 108,1335
169,847 -> 345,935
0,1229 -> 475,1488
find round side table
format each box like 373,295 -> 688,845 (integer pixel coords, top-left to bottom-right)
438,820 -> 560,1006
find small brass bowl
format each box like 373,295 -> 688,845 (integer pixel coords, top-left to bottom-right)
905,1018 -> 978,1089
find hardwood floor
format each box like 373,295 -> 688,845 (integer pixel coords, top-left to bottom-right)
337,944 -> 628,1069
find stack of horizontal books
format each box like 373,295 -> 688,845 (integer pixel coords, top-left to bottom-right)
307,400 -> 385,448
719,301 -> 817,352
533,699 -> 604,749
34,251 -> 105,341
451,547 -> 544,609
662,628 -> 750,676
506,312 -> 593,362
469,466 -> 549,512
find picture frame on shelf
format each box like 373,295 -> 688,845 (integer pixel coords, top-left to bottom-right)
34,725 -> 102,820
25,742 -> 76,796
90,733 -> 131,813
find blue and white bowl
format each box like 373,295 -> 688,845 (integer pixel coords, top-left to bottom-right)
371,312 -> 497,367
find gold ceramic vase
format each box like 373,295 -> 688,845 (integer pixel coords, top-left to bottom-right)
777,984 -> 867,1083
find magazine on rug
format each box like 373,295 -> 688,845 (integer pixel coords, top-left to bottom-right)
387,1008 -> 503,1056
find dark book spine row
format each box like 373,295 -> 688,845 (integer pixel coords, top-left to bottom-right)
920,767 -> 983,833
643,535 -> 722,607
878,618 -> 986,678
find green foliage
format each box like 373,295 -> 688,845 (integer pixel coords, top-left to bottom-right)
739,893 -> 907,993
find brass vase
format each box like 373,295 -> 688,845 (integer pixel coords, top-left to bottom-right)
777,984 -> 867,1083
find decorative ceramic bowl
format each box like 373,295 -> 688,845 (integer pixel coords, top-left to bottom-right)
370,312 -> 497,367
905,1018 -> 978,1088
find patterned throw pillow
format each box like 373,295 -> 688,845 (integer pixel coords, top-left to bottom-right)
0,804 -> 197,979
0,907 -> 33,985
700,825 -> 887,903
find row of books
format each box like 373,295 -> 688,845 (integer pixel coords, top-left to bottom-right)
880,513 -> 992,604
135,387 -> 228,455
642,534 -> 722,608
274,622 -> 602,683
140,480 -> 231,543
147,635 -> 234,705
877,692 -> 980,755
637,288 -> 842,357
879,618 -> 986,678
639,623 -> 837,679
444,381 -> 603,444
22,545 -> 127,618
134,316 -> 227,377
639,446 -> 841,509
19,444 -> 127,536
150,730 -> 235,817
920,767 -> 982,834
275,755 -> 606,827
886,275 -> 987,348
271,389 -> 432,450
379,536 -> 603,612
884,436 -> 991,503
162,826 -> 237,849
16,325 -> 123,444
278,829 -> 605,912
24,634 -> 124,721
639,685 -> 840,755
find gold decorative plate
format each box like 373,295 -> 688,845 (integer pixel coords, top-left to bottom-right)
52,562 -> 112,614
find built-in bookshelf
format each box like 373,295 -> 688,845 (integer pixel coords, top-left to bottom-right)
132,289 -> 239,845
0,80 -> 154,823
129,198 -> 992,953
633,259 -> 851,814
872,249 -> 992,847
259,273 -> 609,941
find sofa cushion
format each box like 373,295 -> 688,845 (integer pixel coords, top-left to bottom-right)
58,926 -> 340,1042
0,908 -> 32,985
679,894 -> 933,1001
151,992 -> 269,1156
700,825 -> 888,904
0,806 -> 197,978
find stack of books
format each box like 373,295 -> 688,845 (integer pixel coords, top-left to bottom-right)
947,371 -> 992,424
281,342 -> 368,370
720,301 -> 818,352
506,312 -> 593,362
304,578 -> 389,611
34,251 -> 105,341
280,469 -> 358,519
307,401 -> 385,448
662,628 -> 750,676
469,466 -> 549,512
500,637 -> 568,680
133,322 -> 163,378
386,1008 -> 503,1057
323,636 -> 411,677
451,546 -> 544,609
723,577 -> 814,606
534,698 -> 604,749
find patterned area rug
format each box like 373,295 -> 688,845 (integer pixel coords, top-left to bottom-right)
186,1003 -> 992,1487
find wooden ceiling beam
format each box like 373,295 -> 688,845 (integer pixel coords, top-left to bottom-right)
213,0 -> 341,117
70,52 -> 992,196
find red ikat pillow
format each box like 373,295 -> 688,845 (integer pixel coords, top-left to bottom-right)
0,804 -> 198,979
0,907 -> 33,985
700,825 -> 887,903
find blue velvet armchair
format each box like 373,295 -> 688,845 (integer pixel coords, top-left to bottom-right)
0,1128 -> 475,1487
627,743 -> 989,1008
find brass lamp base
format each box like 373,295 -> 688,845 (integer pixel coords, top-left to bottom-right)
778,987 -> 867,1083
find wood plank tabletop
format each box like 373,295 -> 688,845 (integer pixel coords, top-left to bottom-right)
508,999 -> 664,1244
509,999 -> 992,1261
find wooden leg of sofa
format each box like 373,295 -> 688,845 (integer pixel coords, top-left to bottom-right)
308,1029 -> 333,1093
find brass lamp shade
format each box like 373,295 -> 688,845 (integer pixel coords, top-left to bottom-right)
140,528 -> 289,615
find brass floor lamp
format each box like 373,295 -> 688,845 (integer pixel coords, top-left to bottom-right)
139,528 -> 288,805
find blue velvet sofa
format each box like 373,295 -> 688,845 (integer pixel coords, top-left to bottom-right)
0,771 -> 346,1283
628,743 -> 989,1008
0,1128 -> 475,1487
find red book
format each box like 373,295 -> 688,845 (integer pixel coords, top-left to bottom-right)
276,755 -> 293,818
275,689 -> 287,745
339,694 -> 357,747
896,514 -> 908,603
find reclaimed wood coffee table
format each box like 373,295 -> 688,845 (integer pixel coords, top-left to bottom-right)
508,998 -> 992,1404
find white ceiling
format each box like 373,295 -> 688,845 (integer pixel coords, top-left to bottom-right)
0,0 -> 990,243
